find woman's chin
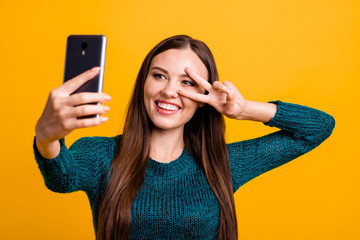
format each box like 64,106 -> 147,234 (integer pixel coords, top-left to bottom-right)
151,121 -> 184,132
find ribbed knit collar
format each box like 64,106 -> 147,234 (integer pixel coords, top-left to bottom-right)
146,148 -> 194,178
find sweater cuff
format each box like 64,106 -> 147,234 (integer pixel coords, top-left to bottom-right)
263,100 -> 309,132
33,137 -> 77,192
263,100 -> 284,127
33,137 -> 69,168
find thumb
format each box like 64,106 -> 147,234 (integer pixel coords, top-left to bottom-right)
60,67 -> 100,94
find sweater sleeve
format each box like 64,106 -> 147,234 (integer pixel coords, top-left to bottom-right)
33,136 -> 117,193
228,100 -> 335,193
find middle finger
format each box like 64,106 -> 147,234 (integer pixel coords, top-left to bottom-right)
70,104 -> 110,118
184,67 -> 212,92
213,81 -> 230,94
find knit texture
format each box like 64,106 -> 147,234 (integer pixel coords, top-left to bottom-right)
33,101 -> 335,239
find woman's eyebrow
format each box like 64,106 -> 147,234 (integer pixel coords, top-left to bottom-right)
151,66 -> 190,78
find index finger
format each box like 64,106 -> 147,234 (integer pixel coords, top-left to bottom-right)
184,67 -> 212,91
60,67 -> 100,94
178,89 -> 209,103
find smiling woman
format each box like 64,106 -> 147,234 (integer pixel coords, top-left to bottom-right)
33,35 -> 335,240
144,49 -> 207,131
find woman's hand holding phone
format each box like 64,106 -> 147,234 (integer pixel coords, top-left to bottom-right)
35,67 -> 111,159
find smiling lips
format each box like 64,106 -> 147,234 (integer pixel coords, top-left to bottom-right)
155,100 -> 181,115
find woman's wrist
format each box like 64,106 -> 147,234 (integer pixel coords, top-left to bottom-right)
35,125 -> 61,159
35,137 -> 61,159
236,100 -> 277,122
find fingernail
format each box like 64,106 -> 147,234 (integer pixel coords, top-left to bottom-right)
101,116 -> 108,121
104,94 -> 111,100
104,106 -> 110,111
92,67 -> 101,72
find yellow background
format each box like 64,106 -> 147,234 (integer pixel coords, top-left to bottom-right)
1,0 -> 359,239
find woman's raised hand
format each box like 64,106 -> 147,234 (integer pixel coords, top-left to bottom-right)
35,67 -> 111,145
178,67 -> 248,120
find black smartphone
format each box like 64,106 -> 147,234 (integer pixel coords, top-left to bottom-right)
63,35 -> 107,118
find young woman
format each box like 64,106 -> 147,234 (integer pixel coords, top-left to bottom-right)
34,35 -> 335,240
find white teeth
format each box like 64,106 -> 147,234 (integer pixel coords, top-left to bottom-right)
157,102 -> 180,111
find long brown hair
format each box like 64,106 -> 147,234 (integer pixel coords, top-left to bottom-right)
96,35 -> 238,239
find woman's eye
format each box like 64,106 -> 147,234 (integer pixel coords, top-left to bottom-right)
182,80 -> 195,86
153,73 -> 166,80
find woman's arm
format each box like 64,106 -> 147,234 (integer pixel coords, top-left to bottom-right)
34,67 -> 112,193
228,100 -> 335,192
178,68 -> 335,192
34,136 -> 117,193
234,100 -> 277,122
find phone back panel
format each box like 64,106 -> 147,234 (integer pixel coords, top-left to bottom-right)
63,35 -> 106,94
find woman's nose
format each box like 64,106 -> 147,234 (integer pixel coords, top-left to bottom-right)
161,82 -> 179,98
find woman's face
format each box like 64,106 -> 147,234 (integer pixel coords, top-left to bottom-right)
144,48 -> 208,131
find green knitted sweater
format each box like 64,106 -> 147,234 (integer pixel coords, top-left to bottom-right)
33,100 -> 335,239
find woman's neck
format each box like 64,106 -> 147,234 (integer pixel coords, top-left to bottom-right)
149,127 -> 184,163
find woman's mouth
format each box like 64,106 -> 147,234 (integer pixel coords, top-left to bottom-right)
155,100 -> 181,114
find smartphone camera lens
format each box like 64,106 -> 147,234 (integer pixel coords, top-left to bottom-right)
81,42 -> 88,49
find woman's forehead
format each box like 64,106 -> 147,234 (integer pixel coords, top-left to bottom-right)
150,49 -> 209,79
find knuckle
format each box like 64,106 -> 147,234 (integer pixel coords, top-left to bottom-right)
49,94 -> 65,112
77,121 -> 87,128
79,120 -> 92,128
77,94 -> 88,102
49,90 -> 56,97
79,106 -> 89,115
223,81 -> 230,86
82,106 -> 91,114
49,90 -> 58,101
